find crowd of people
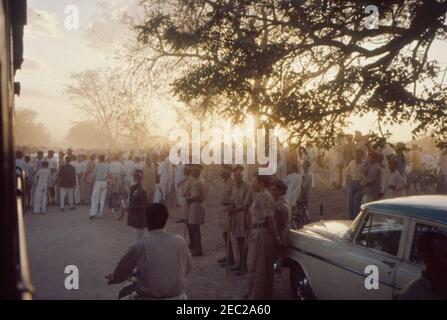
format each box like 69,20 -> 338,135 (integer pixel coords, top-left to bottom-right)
15,132 -> 447,300
330,138 -> 447,220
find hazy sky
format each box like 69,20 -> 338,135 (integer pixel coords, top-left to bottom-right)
15,0 -> 447,144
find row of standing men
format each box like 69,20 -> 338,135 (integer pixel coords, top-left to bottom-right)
174,162 -> 313,300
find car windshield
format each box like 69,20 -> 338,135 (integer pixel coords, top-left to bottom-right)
342,210 -> 364,241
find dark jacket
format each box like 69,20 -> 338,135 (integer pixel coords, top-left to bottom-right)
58,163 -> 76,188
127,183 -> 149,229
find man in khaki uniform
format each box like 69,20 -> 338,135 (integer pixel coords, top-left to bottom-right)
185,164 -> 206,257
142,157 -> 155,204
178,165 -> 194,223
246,174 -> 280,300
229,165 -> 251,275
217,165 -> 235,266
82,154 -> 96,205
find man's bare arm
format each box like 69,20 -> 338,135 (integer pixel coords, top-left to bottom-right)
108,245 -> 139,284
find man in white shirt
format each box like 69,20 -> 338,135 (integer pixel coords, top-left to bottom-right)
15,151 -> 27,172
421,151 -> 436,171
332,144 -> 344,188
33,161 -> 51,214
123,156 -> 136,194
46,150 -> 58,205
384,156 -> 406,199
283,163 -> 301,209
70,155 -> 81,204
134,156 -> 145,171
277,143 -> 288,180
346,149 -> 365,219
174,163 -> 185,206
157,154 -> 171,203
90,155 -> 110,218
109,155 -> 125,196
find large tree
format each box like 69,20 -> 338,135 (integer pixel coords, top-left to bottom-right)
130,0 -> 447,147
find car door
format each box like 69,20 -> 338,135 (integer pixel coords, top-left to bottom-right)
327,209 -> 408,299
393,220 -> 447,294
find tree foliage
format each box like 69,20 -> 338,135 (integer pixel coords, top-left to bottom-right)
65,120 -> 109,148
131,0 -> 447,147
14,107 -> 52,146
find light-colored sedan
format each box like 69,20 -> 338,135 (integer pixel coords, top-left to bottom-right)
284,195 -> 447,300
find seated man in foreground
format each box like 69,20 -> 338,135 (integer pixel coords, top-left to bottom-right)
107,203 -> 193,300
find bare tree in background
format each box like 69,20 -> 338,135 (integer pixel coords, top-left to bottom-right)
123,0 -> 213,125
66,120 -> 109,148
66,68 -> 155,148
14,107 -> 52,146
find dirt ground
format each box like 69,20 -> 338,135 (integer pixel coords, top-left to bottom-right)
25,176 -> 347,300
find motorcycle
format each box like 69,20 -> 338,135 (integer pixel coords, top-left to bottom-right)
105,272 -> 137,300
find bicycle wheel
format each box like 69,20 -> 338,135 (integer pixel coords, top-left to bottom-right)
414,174 -> 438,194
291,206 -> 305,229
111,194 -> 125,220
421,175 -> 438,194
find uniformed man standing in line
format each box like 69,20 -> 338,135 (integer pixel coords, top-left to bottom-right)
82,154 -> 96,205
185,164 -> 205,257
217,165 -> 235,267
246,174 -> 280,300
228,165 -> 251,275
177,165 -> 193,224
142,156 -> 155,204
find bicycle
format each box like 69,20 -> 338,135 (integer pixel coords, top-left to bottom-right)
291,201 -> 311,230
406,168 -> 439,195
110,192 -> 127,220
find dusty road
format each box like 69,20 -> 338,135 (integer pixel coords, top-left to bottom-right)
25,178 -> 347,300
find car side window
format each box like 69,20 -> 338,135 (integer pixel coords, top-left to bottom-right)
410,223 -> 447,265
356,213 -> 403,256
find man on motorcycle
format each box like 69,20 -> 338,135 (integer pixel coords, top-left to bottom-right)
107,203 -> 192,299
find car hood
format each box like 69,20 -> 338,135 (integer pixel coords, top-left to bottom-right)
302,220 -> 353,239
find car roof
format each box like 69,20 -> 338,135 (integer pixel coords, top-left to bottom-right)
362,195 -> 447,225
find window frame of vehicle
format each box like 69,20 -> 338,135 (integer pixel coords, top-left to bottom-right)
353,209 -> 408,259
343,209 -> 409,259
342,209 -> 366,243
328,208 -> 409,299
403,219 -> 447,268
392,218 -> 447,293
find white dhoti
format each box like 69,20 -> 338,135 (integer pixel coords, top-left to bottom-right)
90,180 -> 108,217
74,174 -> 81,204
33,184 -> 48,213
